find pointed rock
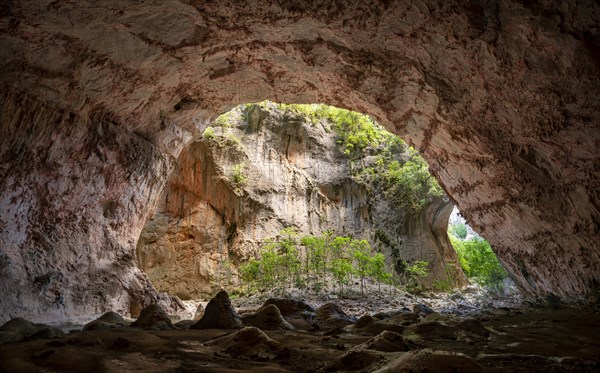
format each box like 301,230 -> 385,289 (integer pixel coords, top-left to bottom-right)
206,326 -> 288,360
83,311 -> 128,331
130,304 -> 175,330
191,290 -> 242,329
242,304 -> 295,331
316,303 -> 355,330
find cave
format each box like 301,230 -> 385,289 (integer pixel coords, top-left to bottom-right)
1,0 -> 599,371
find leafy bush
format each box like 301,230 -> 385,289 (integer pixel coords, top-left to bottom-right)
449,222 -> 468,239
449,235 -> 507,290
231,163 -> 247,190
239,228 -> 395,296
203,127 -> 216,140
213,112 -> 232,127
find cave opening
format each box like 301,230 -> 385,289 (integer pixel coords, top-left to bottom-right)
2,1 -> 600,370
135,101 -> 518,317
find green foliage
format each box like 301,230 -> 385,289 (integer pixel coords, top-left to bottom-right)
450,235 -> 507,290
399,260 -> 430,293
259,103 -> 442,214
225,132 -> 242,147
213,112 -> 232,128
368,253 -> 393,292
379,148 -> 444,213
230,163 -> 247,191
449,222 -> 468,239
239,228 -> 395,296
203,127 -> 216,140
351,239 -> 372,296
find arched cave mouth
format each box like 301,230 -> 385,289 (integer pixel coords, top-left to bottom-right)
135,102 -> 516,312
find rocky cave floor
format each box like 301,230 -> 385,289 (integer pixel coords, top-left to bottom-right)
1,286 -> 600,373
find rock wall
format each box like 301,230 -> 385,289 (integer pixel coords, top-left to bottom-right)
0,94 -> 183,323
1,0 -> 599,321
137,105 -> 466,298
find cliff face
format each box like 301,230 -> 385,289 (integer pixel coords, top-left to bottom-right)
137,105 -> 466,298
1,0 -> 599,322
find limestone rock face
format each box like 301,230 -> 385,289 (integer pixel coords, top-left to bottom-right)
1,0 -> 599,321
137,105 -> 465,298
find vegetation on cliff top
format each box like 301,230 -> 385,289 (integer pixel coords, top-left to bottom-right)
205,102 -> 443,214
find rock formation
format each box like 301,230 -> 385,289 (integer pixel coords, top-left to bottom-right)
137,104 -> 465,298
191,290 -> 242,329
0,0 -> 599,321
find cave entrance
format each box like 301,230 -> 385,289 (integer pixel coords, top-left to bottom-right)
136,101 -> 468,302
447,206 -> 516,296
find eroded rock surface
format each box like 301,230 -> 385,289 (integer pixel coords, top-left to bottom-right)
137,104 -> 465,298
1,0 -> 599,321
191,290 -> 242,329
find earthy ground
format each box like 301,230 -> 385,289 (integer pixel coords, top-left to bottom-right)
1,287 -> 599,373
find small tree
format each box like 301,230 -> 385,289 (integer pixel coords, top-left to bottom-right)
239,260 -> 260,293
330,258 -> 353,295
351,239 -> 372,296
402,260 -> 429,293
449,222 -> 468,239
368,253 -> 393,293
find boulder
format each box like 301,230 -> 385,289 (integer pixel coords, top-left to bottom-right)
191,290 -> 242,329
316,303 -> 356,330
130,304 -> 175,330
355,331 -> 409,352
83,312 -> 128,331
260,298 -> 315,316
242,304 -> 295,331
206,326 -> 289,360
413,303 -> 435,317
386,349 -> 483,373
346,315 -> 404,336
0,318 -> 64,344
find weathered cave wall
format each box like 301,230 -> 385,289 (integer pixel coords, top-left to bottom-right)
0,0 -> 599,321
136,105 -> 465,298
0,94 -> 184,323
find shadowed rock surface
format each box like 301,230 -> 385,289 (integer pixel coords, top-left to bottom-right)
347,315 -> 405,336
0,302 -> 599,372
387,349 -> 484,373
242,304 -> 296,331
191,290 -> 242,330
355,330 -> 410,352
261,298 -> 316,317
130,304 -> 175,330
316,303 -> 356,330
0,317 -> 64,344
0,0 -> 599,322
206,326 -> 288,360
82,311 -> 128,332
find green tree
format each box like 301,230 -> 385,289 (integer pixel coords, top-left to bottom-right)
449,222 -> 468,239
330,258 -> 353,295
351,239 -> 373,296
450,236 -> 507,290
368,253 -> 393,293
